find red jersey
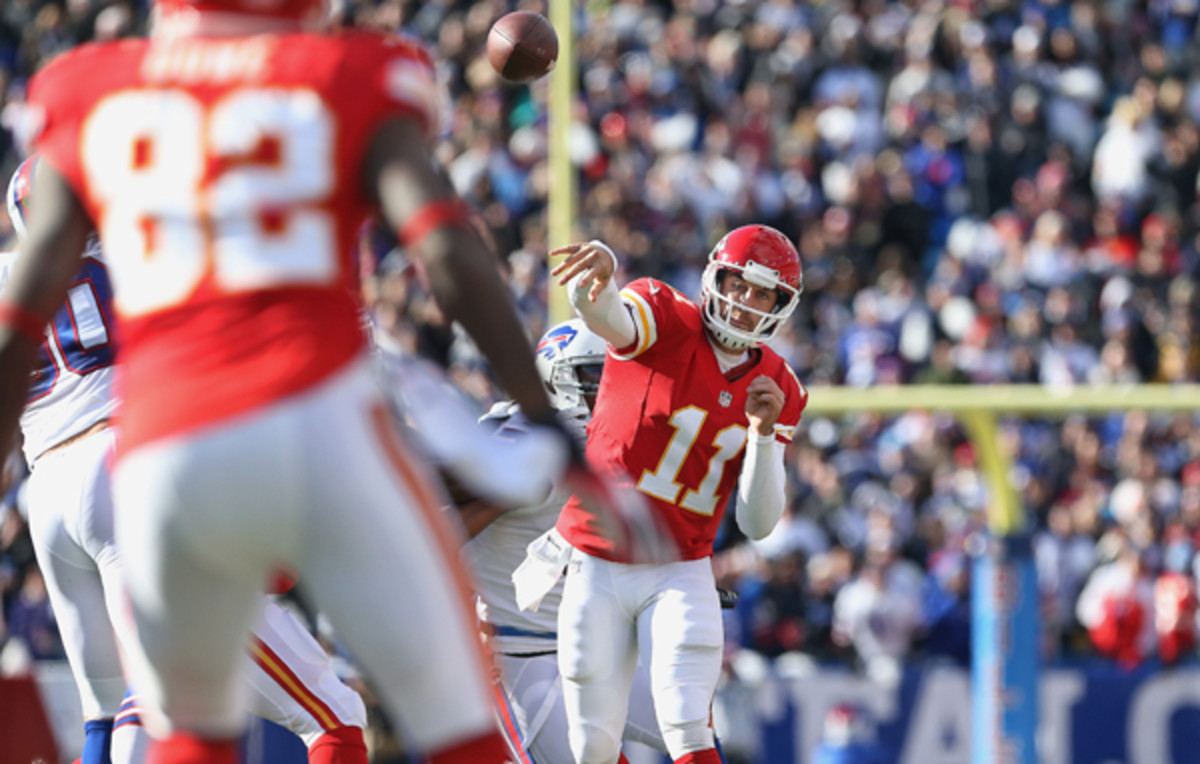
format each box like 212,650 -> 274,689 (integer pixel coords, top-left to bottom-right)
28,30 -> 442,453
556,278 -> 807,561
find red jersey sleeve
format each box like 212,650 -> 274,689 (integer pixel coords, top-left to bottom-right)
337,31 -> 443,144
614,277 -> 696,360
772,358 -> 808,444
27,44 -> 109,201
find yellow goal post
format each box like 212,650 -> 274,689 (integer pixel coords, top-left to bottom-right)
804,383 -> 1200,535
546,0 -> 576,328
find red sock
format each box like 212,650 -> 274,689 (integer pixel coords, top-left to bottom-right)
308,726 -> 368,764
427,731 -> 509,764
675,749 -> 722,764
619,755 -> 632,764
149,734 -> 238,764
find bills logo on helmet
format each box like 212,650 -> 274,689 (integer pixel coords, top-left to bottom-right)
536,323 -> 578,361
534,319 -> 607,415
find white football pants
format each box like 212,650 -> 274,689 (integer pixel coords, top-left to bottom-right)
557,554 -> 723,764
113,598 -> 369,759
26,426 -> 368,759
494,649 -> 666,764
112,360 -> 496,751
25,428 -> 128,721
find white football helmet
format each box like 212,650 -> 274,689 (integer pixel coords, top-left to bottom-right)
534,318 -> 607,413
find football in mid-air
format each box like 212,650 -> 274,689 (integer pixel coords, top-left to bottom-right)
486,11 -> 559,84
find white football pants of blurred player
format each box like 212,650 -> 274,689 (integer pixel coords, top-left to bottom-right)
557,554 -> 723,764
25,428 -> 129,729
112,598 -> 369,760
494,650 -> 665,763
113,360 -> 496,751
26,427 -> 369,763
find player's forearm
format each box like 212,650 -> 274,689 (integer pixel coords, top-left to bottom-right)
420,233 -> 554,419
734,434 -> 787,540
0,163 -> 92,459
567,271 -> 636,349
0,336 -> 38,457
368,118 -> 556,420
4,163 -> 93,324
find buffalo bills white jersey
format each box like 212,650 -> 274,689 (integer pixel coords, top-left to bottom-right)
462,402 -> 564,654
0,238 -> 117,463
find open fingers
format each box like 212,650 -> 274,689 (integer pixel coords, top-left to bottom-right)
549,247 -> 585,276
554,257 -> 594,286
549,243 -> 583,260
588,276 -> 607,302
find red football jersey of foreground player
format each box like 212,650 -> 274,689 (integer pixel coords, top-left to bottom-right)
27,30 -> 442,454
556,278 -> 807,561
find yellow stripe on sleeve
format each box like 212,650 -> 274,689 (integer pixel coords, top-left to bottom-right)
617,288 -> 656,358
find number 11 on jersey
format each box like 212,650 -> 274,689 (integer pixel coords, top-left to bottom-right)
636,406 -> 746,516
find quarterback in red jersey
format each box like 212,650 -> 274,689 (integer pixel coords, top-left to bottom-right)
546,225 -> 807,764
0,2 -> 575,764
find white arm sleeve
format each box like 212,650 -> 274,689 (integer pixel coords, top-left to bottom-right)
734,433 -> 788,540
567,241 -> 637,349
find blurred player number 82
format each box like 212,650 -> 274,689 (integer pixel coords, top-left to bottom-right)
79,88 -> 341,316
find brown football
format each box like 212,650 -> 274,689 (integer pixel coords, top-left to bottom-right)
486,11 -> 559,84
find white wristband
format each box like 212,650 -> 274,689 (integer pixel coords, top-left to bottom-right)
570,240 -> 619,299
588,239 -> 618,269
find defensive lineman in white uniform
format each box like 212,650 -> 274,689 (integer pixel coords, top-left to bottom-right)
460,319 -> 667,764
4,157 -> 370,764
0,230 -> 127,764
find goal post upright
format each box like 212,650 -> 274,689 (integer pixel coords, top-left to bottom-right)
546,0 -> 575,328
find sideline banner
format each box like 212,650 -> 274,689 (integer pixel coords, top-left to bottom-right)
708,661 -> 1200,764
23,658 -> 1200,763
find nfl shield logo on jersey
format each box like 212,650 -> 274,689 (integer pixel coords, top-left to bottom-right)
718,391 -> 732,408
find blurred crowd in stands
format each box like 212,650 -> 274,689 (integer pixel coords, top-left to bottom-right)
2,0 -> 1200,699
